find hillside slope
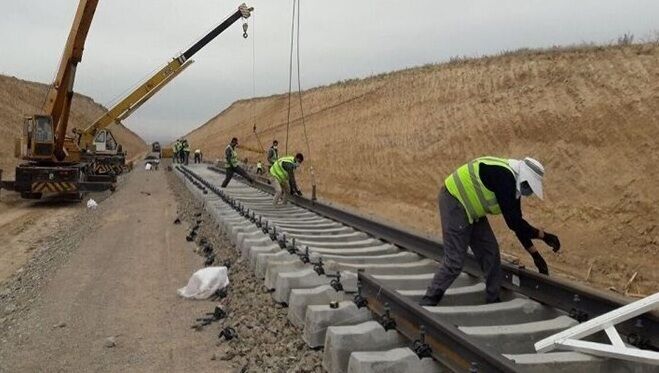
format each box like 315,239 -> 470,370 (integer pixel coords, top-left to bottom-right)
185,43 -> 659,294
0,75 -> 146,176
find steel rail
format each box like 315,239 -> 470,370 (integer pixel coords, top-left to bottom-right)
196,165 -> 658,357
359,272 -> 520,372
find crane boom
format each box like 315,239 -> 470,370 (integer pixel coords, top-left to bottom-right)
44,0 -> 99,161
78,3 -> 253,148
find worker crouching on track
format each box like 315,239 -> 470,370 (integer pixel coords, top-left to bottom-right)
221,137 -> 254,188
270,153 -> 304,205
420,156 -> 561,307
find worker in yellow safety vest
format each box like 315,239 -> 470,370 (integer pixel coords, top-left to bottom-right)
420,156 -> 561,306
221,137 -> 254,187
270,153 -> 304,205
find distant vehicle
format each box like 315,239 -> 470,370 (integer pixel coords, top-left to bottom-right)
144,153 -> 160,170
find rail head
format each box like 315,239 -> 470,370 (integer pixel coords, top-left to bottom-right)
359,272 -> 519,372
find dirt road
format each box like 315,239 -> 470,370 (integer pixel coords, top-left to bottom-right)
0,166 -> 229,372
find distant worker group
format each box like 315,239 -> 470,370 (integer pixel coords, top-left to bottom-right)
219,137 -> 303,205
172,139 -> 191,165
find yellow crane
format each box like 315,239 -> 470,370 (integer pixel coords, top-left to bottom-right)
73,3 -> 254,177
1,0 -> 102,199
75,4 -> 254,175
1,3 -> 254,199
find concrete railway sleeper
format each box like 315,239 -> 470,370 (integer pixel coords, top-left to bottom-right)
175,164 -> 657,373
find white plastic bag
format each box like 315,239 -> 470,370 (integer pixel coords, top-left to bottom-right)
177,266 -> 229,299
145,163 -> 152,171
86,199 -> 98,209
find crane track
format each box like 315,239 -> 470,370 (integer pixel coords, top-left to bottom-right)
175,164 -> 657,373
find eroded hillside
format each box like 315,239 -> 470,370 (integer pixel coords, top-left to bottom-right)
185,43 -> 659,294
0,75 -> 146,177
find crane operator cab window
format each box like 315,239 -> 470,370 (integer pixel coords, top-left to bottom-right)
34,117 -> 54,143
105,132 -> 117,151
94,131 -> 106,151
24,115 -> 55,157
93,130 -> 117,152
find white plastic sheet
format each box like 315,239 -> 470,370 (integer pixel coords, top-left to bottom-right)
145,163 -> 152,171
86,199 -> 98,209
177,267 -> 229,299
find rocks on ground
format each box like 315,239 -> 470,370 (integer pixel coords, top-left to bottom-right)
166,169 -> 323,372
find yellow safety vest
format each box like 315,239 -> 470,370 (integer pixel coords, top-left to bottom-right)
269,156 -> 296,183
226,145 -> 238,167
444,156 -> 513,223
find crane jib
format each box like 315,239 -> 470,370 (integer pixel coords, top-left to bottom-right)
182,10 -> 243,61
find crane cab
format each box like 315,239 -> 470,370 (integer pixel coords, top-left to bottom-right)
93,129 -> 120,154
21,115 -> 55,160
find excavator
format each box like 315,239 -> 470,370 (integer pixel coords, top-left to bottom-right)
71,3 -> 254,178
0,2 -> 254,199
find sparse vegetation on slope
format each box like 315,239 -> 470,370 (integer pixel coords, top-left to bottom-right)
185,43 -> 659,295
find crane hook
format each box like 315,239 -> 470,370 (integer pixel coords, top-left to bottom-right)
242,23 -> 249,39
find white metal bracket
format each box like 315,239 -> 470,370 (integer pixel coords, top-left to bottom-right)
535,292 -> 659,365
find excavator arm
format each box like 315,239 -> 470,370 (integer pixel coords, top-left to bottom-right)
78,3 -> 253,149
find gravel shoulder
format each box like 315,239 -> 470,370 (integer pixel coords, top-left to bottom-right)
0,166 -> 230,372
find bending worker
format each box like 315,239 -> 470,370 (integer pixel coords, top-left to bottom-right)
267,140 -> 279,168
270,153 -> 304,205
420,156 -> 561,306
221,137 -> 254,187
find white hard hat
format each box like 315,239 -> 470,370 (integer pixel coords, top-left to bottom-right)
519,157 -> 545,199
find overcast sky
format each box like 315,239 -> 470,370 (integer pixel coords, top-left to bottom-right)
1,1 -> 657,143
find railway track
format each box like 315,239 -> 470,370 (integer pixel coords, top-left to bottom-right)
175,163 -> 657,373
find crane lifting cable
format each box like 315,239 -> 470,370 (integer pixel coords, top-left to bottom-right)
249,11 -> 266,154
286,0 -> 317,200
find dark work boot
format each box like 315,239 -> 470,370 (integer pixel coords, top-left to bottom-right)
419,291 -> 444,307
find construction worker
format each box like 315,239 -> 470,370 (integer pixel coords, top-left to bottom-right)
177,139 -> 186,164
420,156 -> 561,306
270,153 -> 304,205
267,140 -> 279,168
182,140 -> 191,165
173,140 -> 181,163
256,161 -> 264,175
221,137 -> 254,187
194,149 -> 202,164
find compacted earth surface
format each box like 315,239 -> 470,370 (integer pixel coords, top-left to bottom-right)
0,164 -> 320,372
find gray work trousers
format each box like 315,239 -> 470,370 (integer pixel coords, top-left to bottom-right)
426,187 -> 503,303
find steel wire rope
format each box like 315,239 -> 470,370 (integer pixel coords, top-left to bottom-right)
284,0 -> 297,154
250,11 -> 266,154
294,0 -> 317,197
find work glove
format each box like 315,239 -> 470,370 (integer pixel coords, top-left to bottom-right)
542,232 -> 561,252
531,251 -> 549,275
